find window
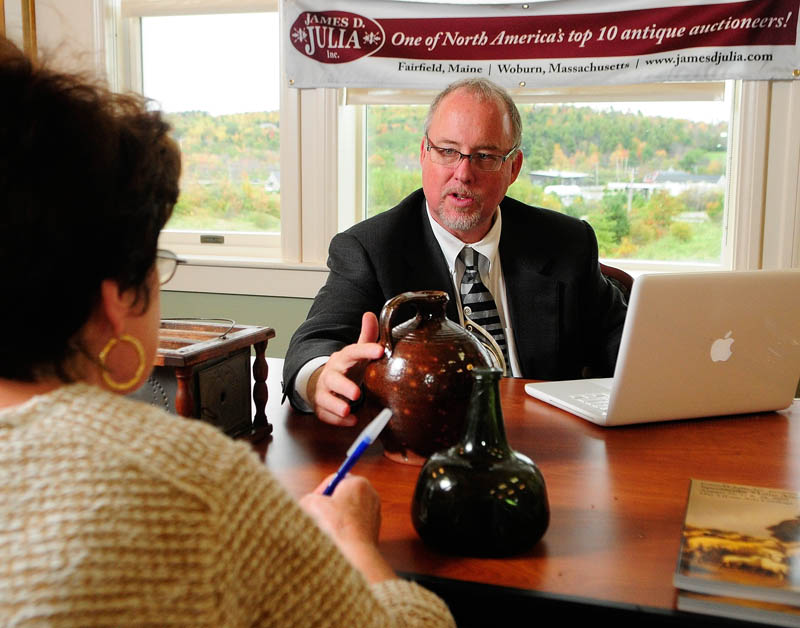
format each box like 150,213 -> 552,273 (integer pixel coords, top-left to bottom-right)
345,82 -> 732,272
142,13 -> 280,236
113,2 -> 800,297
130,9 -> 281,259
117,0 -> 334,298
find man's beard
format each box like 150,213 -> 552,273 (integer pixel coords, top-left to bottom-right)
436,187 -> 483,232
438,205 -> 482,232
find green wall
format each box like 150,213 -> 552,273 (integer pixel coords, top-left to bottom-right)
161,291 -> 313,359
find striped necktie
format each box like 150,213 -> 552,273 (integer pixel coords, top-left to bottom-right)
458,246 -> 510,370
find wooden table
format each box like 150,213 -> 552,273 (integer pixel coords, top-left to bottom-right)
253,359 -> 800,626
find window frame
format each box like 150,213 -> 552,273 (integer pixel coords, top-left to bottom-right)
346,81 -> 735,273
113,1 -> 800,298
341,79 -> 800,276
115,0 -> 336,299
118,3 -> 285,256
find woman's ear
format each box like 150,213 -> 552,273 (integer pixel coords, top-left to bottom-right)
97,279 -> 131,337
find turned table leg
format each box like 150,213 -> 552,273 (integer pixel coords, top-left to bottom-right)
174,366 -> 194,418
252,340 -> 272,435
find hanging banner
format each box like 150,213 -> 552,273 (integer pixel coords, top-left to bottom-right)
282,0 -> 800,88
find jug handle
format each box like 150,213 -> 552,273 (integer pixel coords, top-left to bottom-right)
378,290 -> 449,358
464,318 -> 508,377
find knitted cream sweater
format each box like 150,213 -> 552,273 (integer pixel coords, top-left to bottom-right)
0,384 -> 454,627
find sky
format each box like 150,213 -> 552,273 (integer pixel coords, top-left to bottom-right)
141,13 -> 281,115
140,13 -> 728,123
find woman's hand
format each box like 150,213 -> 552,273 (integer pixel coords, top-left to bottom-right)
299,474 -> 396,584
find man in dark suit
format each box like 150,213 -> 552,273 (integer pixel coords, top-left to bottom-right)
283,78 -> 627,425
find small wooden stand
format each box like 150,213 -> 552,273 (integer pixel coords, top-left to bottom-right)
130,320 -> 275,442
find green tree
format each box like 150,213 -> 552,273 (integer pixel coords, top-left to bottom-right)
628,190 -> 685,245
600,192 -> 631,243
679,148 -> 706,173
367,168 -> 420,217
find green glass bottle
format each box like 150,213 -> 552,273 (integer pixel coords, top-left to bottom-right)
411,367 -> 549,557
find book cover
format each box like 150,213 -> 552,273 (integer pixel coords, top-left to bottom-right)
674,479 -> 800,607
678,591 -> 800,627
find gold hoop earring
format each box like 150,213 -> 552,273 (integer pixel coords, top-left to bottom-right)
98,333 -> 146,391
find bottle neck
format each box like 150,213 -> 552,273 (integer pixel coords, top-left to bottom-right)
461,370 -> 511,457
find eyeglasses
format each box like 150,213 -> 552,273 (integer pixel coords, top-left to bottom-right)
425,136 -> 518,172
155,249 -> 186,285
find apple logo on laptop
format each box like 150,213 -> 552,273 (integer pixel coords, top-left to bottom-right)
710,330 -> 734,362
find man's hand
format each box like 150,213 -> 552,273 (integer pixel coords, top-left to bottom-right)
308,312 -> 383,426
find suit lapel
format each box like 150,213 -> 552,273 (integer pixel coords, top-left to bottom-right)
499,211 -> 561,378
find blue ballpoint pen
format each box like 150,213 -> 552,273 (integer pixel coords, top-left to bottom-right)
323,408 -> 393,496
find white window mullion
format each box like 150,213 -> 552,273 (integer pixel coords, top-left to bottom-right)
280,76 -> 302,264
345,82 -> 725,106
725,80 -> 769,271
121,0 -> 276,17
337,96 -> 365,233
95,0 -> 118,88
121,16 -> 142,94
762,80 -> 800,270
299,88 -> 339,266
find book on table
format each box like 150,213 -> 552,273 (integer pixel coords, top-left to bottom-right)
677,591 -> 800,627
674,479 -> 800,615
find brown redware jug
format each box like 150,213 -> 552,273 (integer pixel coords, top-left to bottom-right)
362,290 -> 492,465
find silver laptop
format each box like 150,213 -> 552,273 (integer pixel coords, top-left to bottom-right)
525,270 -> 800,426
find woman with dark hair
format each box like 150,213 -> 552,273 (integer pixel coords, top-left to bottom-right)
0,37 -> 454,627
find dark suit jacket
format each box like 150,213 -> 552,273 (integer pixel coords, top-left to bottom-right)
283,188 -> 627,408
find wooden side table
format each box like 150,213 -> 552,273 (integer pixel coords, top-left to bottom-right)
130,320 -> 276,442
